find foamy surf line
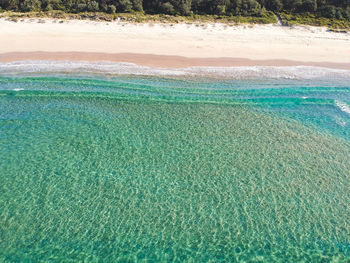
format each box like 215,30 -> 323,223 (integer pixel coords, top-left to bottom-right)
335,100 -> 350,114
1,60 -> 350,80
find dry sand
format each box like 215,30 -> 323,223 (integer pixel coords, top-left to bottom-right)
0,18 -> 350,68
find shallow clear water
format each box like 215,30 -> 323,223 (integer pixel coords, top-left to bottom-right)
1,67 -> 350,262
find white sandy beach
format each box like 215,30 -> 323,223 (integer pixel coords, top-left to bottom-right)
0,18 -> 350,67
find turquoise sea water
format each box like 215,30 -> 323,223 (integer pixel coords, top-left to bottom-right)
1,63 -> 350,262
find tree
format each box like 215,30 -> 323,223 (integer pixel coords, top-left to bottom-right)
283,0 -> 302,11
0,0 -> 349,21
215,4 -> 226,14
87,0 -> 99,11
114,0 -> 132,12
161,2 -> 175,14
0,0 -> 20,10
132,0 -> 143,11
76,0 -> 87,12
20,0 -> 41,11
107,4 -> 116,13
320,4 -> 335,18
301,0 -> 317,12
266,0 -> 283,11
345,7 -> 350,20
214,0 -> 230,15
175,0 -> 192,15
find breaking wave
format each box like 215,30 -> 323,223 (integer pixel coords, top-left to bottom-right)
1,60 -> 350,81
335,100 -> 350,114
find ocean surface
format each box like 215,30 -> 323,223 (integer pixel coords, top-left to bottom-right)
1,61 -> 350,262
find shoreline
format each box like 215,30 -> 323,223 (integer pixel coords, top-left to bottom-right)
1,52 -> 350,70
1,18 -> 350,69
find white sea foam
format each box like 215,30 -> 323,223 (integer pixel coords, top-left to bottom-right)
335,100 -> 350,114
12,88 -> 24,91
335,118 -> 347,127
1,60 -> 350,80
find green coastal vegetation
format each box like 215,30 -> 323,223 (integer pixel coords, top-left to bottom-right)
0,0 -> 350,29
